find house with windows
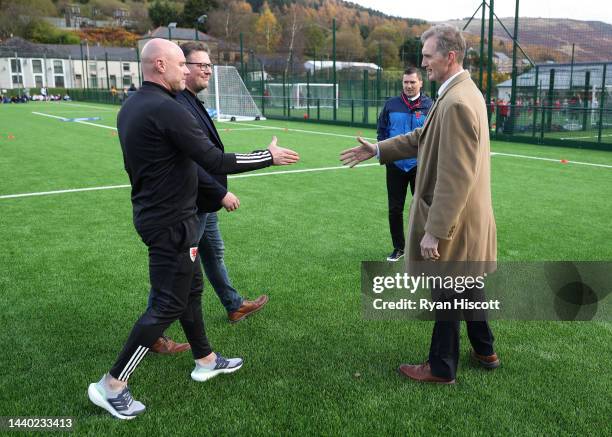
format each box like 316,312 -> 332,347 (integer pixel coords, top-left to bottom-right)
0,37 -> 140,91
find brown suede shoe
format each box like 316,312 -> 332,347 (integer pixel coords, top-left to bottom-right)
398,362 -> 455,384
150,335 -> 191,354
471,349 -> 500,369
228,295 -> 269,323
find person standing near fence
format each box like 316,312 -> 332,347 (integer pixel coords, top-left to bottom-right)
377,67 -> 432,262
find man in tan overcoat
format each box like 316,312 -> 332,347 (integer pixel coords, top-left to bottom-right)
341,24 -> 499,384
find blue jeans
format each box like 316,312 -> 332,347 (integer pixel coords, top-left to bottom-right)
196,211 -> 243,313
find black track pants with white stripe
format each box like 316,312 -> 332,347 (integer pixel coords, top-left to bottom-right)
109,215 -> 213,381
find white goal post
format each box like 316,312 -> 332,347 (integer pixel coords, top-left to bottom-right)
267,83 -> 339,109
198,65 -> 265,121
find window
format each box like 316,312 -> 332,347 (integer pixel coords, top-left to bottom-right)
123,63 -> 130,72
10,59 -> 23,86
35,76 -> 43,88
110,75 -> 117,88
123,75 -> 131,87
53,60 -> 63,74
55,75 -> 65,88
89,63 -> 97,72
90,73 -> 98,88
32,59 -> 43,74
223,52 -> 230,62
10,59 -> 22,73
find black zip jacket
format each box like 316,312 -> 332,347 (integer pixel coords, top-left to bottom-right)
117,81 -> 272,232
176,89 -> 272,213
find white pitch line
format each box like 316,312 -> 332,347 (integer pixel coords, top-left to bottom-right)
220,127 -> 278,131
219,121 -> 377,141
59,102 -> 118,111
0,164 -> 379,200
0,184 -> 130,199
32,111 -> 117,130
559,134 -> 612,140
493,152 -> 612,169
32,111 -> 68,121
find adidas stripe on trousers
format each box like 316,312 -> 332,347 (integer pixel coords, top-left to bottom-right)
110,215 -> 213,381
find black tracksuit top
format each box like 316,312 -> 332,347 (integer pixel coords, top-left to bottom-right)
117,81 -> 272,232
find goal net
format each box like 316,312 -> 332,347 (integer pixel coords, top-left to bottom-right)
198,65 -> 265,121
267,83 -> 338,109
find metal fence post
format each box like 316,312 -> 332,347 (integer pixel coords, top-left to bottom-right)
582,71 -> 590,131
597,63 -> 607,144
546,69 -> 555,131
532,66 -> 539,138
306,70 -> 311,118
362,69 -> 368,124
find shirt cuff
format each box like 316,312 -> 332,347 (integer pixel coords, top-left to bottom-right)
376,143 -> 380,160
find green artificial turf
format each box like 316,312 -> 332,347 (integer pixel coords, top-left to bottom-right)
1,102 -> 611,435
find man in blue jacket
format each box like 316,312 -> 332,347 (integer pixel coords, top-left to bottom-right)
377,67 -> 432,262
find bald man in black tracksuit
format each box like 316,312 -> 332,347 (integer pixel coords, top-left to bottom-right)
110,80 -> 278,379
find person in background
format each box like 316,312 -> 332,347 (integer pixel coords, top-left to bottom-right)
377,67 -> 432,262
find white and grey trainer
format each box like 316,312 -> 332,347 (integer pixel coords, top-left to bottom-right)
87,375 -> 146,420
191,354 -> 243,382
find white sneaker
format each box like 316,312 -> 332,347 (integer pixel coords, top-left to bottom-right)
87,375 -> 146,420
191,354 -> 243,382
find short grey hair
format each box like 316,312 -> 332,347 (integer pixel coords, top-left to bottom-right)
421,25 -> 466,64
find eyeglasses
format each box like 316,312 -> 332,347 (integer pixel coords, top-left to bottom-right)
186,62 -> 214,71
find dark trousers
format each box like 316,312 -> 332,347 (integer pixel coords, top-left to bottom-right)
386,164 -> 417,250
109,216 -> 213,381
428,286 -> 495,380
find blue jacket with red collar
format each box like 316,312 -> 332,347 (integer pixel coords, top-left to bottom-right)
377,93 -> 433,172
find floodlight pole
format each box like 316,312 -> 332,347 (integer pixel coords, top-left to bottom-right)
597,64 -> 607,143
486,0 -> 494,123
509,0 -> 519,134
569,43 -> 575,90
136,48 -> 142,87
105,51 -> 110,90
79,42 -> 85,89
240,33 -> 244,78
479,1 -> 486,90
332,18 -> 337,121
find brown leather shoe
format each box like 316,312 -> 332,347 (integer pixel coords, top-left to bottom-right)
228,295 -> 269,323
471,349 -> 500,369
150,335 -> 191,354
398,362 -> 455,384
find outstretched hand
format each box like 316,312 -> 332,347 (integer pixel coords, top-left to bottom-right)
268,136 -> 300,165
340,137 -> 377,167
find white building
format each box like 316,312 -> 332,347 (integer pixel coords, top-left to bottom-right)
496,62 -> 612,101
0,37 -> 140,91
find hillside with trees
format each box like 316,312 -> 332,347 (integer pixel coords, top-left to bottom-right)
0,0 -> 610,69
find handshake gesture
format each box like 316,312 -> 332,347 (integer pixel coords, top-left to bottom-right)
268,136 -> 300,165
222,136 -> 299,213
340,137 -> 377,167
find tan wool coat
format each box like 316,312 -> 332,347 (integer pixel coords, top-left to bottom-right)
378,71 -> 496,270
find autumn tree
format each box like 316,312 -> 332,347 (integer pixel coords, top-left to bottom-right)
254,1 -> 281,53
333,26 -> 365,61
365,24 -> 403,68
208,1 -> 255,44
303,22 -> 329,58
